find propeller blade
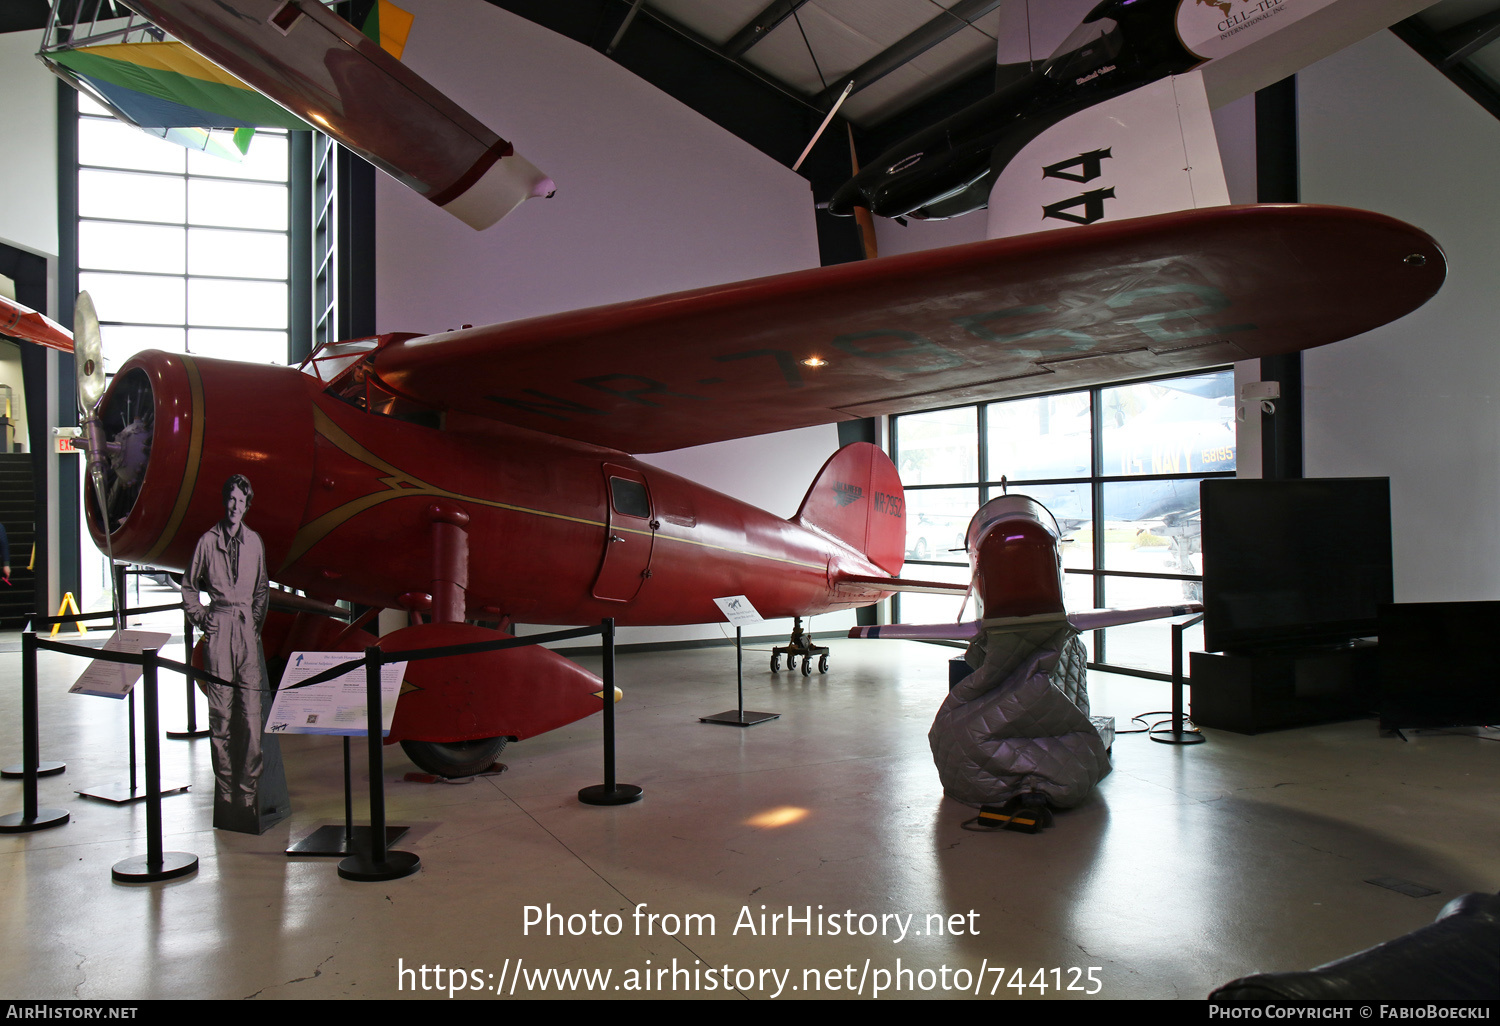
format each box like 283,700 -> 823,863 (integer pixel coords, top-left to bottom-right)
74,291 -> 107,416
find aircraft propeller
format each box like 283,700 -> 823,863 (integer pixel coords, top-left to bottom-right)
74,292 -> 121,625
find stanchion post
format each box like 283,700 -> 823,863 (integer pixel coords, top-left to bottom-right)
337,647 -> 419,881
111,648 -> 197,880
343,736 -> 355,846
366,648 -> 388,864
579,618 -> 643,806
127,687 -> 137,795
167,612 -> 209,740
0,632 -> 70,832
1,622 -> 65,779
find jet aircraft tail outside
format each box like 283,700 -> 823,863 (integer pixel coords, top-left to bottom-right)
793,442 -> 907,576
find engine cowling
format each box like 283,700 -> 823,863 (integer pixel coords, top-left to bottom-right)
86,350 -> 317,573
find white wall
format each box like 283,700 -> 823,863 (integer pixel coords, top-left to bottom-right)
0,30 -> 58,266
375,0 -> 820,328
1298,30 -> 1500,602
375,1 -> 846,644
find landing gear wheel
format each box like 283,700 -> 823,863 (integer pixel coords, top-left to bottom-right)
770,653 -> 781,672
818,654 -> 828,674
800,655 -> 812,677
400,737 -> 508,778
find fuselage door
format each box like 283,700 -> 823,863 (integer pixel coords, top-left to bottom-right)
593,464 -> 656,602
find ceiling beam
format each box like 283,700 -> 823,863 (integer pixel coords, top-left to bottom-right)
1392,15 -> 1500,122
1436,7 -> 1500,67
724,0 -> 811,59
813,0 -> 1002,109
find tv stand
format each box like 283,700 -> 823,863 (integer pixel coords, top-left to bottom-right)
1190,641 -> 1377,734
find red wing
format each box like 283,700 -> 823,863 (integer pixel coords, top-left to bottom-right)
120,0 -> 552,229
0,295 -> 73,352
371,205 -> 1445,454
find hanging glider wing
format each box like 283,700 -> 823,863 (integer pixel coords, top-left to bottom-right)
113,0 -> 553,229
46,40 -> 312,133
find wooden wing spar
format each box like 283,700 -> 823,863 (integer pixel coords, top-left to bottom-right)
0,296 -> 74,353
369,204 -> 1446,454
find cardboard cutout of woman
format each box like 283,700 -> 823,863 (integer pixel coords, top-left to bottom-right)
181,474 -> 290,833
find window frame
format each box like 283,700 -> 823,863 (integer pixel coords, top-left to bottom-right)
891,366 -> 1236,680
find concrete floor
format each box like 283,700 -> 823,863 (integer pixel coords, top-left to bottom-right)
1,621 -> 1495,1001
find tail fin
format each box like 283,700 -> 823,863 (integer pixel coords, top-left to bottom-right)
794,442 -> 906,575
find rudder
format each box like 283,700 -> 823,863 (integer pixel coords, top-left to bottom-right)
794,442 -> 906,575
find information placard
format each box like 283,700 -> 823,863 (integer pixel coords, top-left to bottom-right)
268,651 -> 407,736
67,630 -> 172,698
713,595 -> 763,626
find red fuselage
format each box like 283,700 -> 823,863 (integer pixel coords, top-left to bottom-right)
88,349 -> 893,626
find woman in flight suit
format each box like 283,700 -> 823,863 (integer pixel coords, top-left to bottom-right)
182,474 -> 288,833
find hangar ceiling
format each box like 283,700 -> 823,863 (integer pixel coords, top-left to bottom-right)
7,3 -> 1500,138
486,1 -> 1500,137
6,0 -> 1500,258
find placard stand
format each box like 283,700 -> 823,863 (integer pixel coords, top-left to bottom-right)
287,736 -> 408,856
700,627 -> 779,727
77,563 -> 188,801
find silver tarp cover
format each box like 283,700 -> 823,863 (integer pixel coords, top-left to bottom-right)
929,621 -> 1111,808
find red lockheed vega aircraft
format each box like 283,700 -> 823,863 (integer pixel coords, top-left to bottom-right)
0,205 -> 1446,776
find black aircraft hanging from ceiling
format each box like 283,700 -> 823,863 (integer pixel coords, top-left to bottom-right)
824,0 -> 1433,223
828,0 -> 1204,222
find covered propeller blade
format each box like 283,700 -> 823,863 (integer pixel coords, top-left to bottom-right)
75,292 -> 107,417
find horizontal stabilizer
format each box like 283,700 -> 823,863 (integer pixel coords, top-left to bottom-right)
850,604 -> 1202,641
834,573 -> 969,596
1068,603 -> 1202,632
849,621 -> 979,641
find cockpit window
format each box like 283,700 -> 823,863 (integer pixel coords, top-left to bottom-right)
298,337 -> 380,384
1044,17 -> 1123,81
610,478 -> 651,519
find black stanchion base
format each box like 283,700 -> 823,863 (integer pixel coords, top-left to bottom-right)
287,824 -> 409,857
699,710 -> 780,727
0,808 -> 70,833
165,729 -> 211,740
1,762 -> 65,778
337,849 -> 420,881
578,783 -> 644,806
111,851 -> 198,882
76,781 -> 189,804
1150,728 -> 1207,746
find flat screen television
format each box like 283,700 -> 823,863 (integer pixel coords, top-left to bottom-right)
1200,478 -> 1393,654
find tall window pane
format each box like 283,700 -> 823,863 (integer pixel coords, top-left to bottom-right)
894,407 -> 977,486
76,94 -> 292,373
890,367 -> 1234,677
1100,373 -> 1236,477
987,392 -> 1091,481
